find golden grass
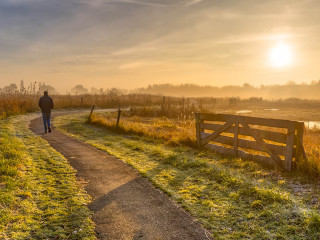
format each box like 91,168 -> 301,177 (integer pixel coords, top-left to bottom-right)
298,129 -> 320,177
0,92 -> 166,119
88,111 -> 320,178
88,112 -> 196,147
0,93 -> 38,118
2,91 -> 320,121
1,92 -> 319,176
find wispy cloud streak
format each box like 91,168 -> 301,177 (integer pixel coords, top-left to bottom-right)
185,0 -> 203,6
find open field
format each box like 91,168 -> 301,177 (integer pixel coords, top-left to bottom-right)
1,92 -> 320,122
0,92 -> 165,119
54,112 -> 320,240
88,108 -> 320,178
1,94 -> 320,239
1,93 -> 319,179
0,114 -> 95,239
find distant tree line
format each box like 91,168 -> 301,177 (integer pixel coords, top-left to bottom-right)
69,84 -> 127,96
0,80 -> 59,95
133,81 -> 320,99
0,81 -> 129,97
2,80 -> 320,99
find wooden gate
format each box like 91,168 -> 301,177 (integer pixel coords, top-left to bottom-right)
195,113 -> 306,171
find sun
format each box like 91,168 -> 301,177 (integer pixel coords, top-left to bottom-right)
268,42 -> 293,68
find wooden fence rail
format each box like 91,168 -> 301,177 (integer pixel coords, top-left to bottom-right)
195,113 -> 306,171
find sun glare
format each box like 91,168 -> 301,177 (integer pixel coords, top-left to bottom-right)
268,42 -> 293,68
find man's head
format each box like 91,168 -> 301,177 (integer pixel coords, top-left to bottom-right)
44,91 -> 48,96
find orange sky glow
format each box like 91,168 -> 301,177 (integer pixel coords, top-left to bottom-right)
0,0 -> 319,93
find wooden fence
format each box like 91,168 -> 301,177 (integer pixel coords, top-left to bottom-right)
195,113 -> 306,171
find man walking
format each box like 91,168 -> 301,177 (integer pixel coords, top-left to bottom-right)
38,91 -> 54,134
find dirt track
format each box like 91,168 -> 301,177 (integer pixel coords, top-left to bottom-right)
29,114 -> 211,240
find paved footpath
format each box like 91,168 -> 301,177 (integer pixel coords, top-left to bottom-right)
30,115 -> 212,240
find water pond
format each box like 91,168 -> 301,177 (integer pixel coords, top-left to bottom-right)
305,121 -> 320,129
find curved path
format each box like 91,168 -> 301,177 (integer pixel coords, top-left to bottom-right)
29,114 -> 211,240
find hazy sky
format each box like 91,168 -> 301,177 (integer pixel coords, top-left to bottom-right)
1,0 -> 320,93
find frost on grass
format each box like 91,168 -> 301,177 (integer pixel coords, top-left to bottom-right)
54,113 -> 320,239
0,114 -> 96,240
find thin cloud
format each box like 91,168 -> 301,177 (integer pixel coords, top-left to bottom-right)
1,0 -> 45,4
110,40 -> 160,57
212,33 -> 306,45
59,54 -> 112,66
113,0 -> 170,7
186,0 -> 203,6
118,61 -> 163,70
71,0 -> 172,7
118,61 -> 143,70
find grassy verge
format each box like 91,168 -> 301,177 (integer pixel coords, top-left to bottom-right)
89,111 -> 320,178
87,111 -> 196,147
0,114 -> 95,239
55,113 -> 320,240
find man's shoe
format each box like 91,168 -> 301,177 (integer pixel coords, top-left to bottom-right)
48,127 -> 51,133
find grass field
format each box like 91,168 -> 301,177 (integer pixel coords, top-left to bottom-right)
0,114 -> 96,239
2,92 -> 320,121
88,110 -> 320,179
0,92 -> 165,119
54,112 -> 320,240
1,93 -> 320,239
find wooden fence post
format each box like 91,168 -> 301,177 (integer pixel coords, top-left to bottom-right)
116,103 -> 121,128
284,123 -> 295,171
195,113 -> 201,147
234,119 -> 239,157
296,122 -> 306,161
162,96 -> 165,109
182,97 -> 185,115
89,104 -> 95,118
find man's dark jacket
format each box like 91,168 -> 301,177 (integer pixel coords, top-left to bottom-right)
38,95 -> 54,114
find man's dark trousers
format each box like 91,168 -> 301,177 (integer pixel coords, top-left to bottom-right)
42,113 -> 51,133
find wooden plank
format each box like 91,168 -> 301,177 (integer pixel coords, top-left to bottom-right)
238,119 -> 282,168
206,144 -> 281,168
199,113 -> 297,129
201,132 -> 286,156
199,113 -> 234,122
206,143 -> 234,155
284,125 -> 295,171
237,150 -> 282,168
241,115 -> 295,129
201,119 -> 235,146
200,122 -> 287,144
